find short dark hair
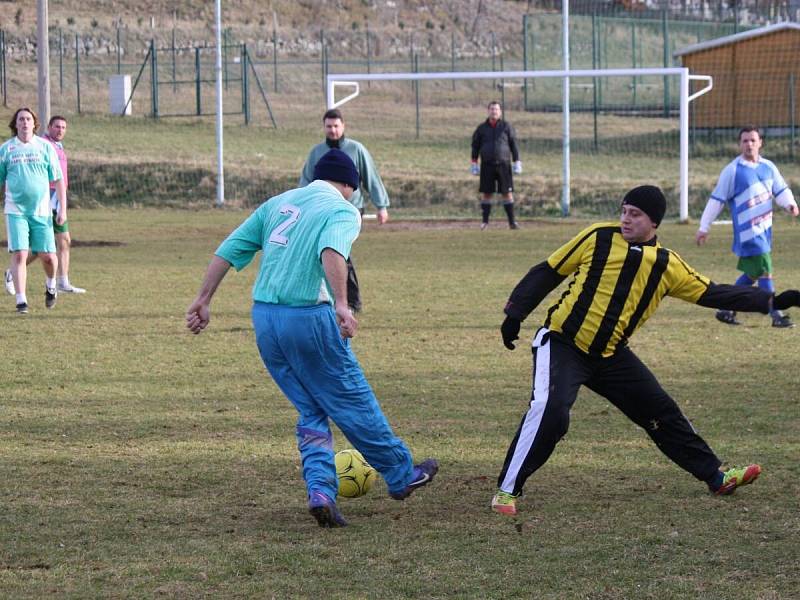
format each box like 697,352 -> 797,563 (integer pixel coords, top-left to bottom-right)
487,101 -> 502,110
738,125 -> 761,140
49,114 -> 67,126
9,107 -> 39,137
323,108 -> 343,122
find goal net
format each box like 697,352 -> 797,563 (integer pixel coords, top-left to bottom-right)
325,68 -> 712,222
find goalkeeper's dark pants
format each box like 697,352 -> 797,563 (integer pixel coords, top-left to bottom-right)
346,257 -> 361,313
497,328 -> 722,496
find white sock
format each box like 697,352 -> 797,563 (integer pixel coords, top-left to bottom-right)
16,293 -> 27,304
45,277 -> 56,290
58,276 -> 69,287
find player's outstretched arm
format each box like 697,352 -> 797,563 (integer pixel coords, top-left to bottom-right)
186,256 -> 232,334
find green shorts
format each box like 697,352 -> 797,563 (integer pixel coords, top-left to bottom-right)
5,213 -> 56,253
52,209 -> 69,234
737,253 -> 772,279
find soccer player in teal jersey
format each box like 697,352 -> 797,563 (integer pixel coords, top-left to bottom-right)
187,149 -> 438,528
0,107 -> 66,314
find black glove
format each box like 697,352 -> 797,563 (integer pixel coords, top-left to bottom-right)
501,316 -> 521,350
773,290 -> 800,310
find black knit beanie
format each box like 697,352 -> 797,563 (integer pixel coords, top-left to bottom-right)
313,149 -> 360,191
621,185 -> 666,227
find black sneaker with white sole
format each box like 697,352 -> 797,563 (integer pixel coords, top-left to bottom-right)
45,286 -> 57,309
16,302 -> 28,314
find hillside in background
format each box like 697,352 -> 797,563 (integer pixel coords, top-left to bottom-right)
1,0 -> 534,57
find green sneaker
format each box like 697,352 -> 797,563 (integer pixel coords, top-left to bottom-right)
715,464 -> 761,496
491,490 -> 519,515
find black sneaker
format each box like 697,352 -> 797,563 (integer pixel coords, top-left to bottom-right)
308,491 -> 348,528
389,458 -> 439,500
715,310 -> 740,325
772,314 -> 794,328
45,286 -> 57,309
509,222 -> 520,230
16,302 -> 28,315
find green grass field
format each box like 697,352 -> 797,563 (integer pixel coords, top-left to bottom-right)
1,208 -> 798,599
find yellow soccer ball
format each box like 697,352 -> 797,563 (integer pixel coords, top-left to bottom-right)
335,449 -> 376,498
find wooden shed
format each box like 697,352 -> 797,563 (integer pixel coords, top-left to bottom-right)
674,23 -> 800,129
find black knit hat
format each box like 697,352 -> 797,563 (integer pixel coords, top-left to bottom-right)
313,149 -> 359,191
621,185 -> 666,227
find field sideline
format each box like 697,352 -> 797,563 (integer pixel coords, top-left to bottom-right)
1,208 -> 798,599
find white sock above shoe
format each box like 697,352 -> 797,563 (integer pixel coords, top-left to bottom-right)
45,277 -> 56,291
16,293 -> 27,304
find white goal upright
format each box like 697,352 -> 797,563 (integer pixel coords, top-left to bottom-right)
326,68 -> 713,222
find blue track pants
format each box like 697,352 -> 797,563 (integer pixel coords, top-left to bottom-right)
252,302 -> 413,501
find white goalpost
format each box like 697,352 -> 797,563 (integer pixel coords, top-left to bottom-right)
326,68 -> 713,222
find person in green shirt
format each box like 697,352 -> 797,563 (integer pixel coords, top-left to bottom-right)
0,107 -> 66,314
187,149 -> 438,528
299,108 -> 390,312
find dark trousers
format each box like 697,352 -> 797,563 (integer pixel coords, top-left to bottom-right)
346,257 -> 361,312
497,329 -> 722,495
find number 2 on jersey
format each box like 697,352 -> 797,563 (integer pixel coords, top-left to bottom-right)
268,204 -> 301,246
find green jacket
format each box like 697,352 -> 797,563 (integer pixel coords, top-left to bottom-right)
299,137 -> 389,211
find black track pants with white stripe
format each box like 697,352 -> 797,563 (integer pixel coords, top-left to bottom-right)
496,329 -> 722,496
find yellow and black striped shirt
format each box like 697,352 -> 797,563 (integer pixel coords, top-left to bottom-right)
509,223 -> 712,357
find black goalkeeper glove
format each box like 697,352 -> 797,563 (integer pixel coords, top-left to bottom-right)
501,316 -> 521,350
773,290 -> 800,311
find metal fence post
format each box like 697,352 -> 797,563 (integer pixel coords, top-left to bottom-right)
365,22 -> 371,88
75,34 -> 81,114
195,46 -> 201,115
662,10 -> 670,117
414,54 -> 420,140
522,15 -> 528,107
242,44 -> 250,125
320,28 -> 325,97
451,31 -> 456,91
171,27 -> 177,93
116,27 -> 121,74
2,30 -> 6,107
150,39 -> 159,118
272,25 -> 278,93
790,73 -> 796,160
58,28 -> 63,93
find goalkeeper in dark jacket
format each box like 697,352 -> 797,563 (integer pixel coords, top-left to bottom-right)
471,101 -> 521,230
491,185 -> 800,516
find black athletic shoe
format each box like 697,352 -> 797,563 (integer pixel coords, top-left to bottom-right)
715,310 -> 740,325
389,458 -> 439,500
772,314 -> 794,328
16,302 -> 28,315
45,286 -> 57,309
509,221 -> 520,230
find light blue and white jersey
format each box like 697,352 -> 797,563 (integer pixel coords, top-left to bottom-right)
0,135 -> 62,217
710,156 -> 789,257
215,180 -> 361,306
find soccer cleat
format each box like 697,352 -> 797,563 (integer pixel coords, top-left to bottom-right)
45,286 -> 57,309
772,314 -> 794,328
15,302 -> 28,315
57,282 -> 86,294
509,222 -> 520,230
715,310 -> 740,325
308,491 -> 348,528
4,269 -> 15,295
714,464 -> 762,496
491,490 -> 519,516
480,222 -> 488,231
390,458 -> 439,500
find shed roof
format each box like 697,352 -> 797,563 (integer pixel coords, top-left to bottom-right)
673,22 -> 800,58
